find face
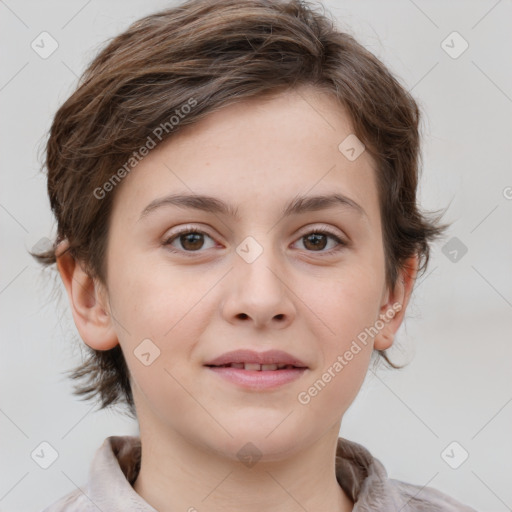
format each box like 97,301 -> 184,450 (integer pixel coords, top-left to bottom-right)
74,86 -> 410,461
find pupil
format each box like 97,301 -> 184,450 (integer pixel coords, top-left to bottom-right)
305,233 -> 327,251
182,233 -> 203,250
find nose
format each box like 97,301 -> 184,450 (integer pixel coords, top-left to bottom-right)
221,244 -> 296,330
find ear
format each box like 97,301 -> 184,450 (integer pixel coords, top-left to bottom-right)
55,241 -> 119,351
373,254 -> 419,351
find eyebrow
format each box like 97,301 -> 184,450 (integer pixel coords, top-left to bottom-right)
138,192 -> 367,222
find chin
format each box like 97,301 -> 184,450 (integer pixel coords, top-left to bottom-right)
207,425 -> 310,464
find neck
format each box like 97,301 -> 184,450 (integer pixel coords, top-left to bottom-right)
132,421 -> 353,512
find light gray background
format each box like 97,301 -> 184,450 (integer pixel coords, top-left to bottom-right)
1,1 -> 511,511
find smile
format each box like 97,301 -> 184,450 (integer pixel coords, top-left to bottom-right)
206,365 -> 307,390
207,363 -> 300,371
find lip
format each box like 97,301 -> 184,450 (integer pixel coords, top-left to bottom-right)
204,349 -> 309,391
207,366 -> 307,391
204,349 -> 308,368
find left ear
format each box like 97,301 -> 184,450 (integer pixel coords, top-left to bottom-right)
373,254 -> 419,351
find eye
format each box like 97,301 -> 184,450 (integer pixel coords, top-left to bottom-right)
292,227 -> 347,254
163,226 -> 217,254
162,225 -> 347,256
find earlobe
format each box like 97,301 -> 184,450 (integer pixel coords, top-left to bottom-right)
56,241 -> 119,351
373,255 -> 419,351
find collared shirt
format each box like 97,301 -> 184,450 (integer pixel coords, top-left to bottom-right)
41,435 -> 477,511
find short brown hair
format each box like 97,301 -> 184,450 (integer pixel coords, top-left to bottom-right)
31,0 -> 448,419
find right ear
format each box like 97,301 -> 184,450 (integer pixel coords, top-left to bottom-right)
55,240 -> 119,351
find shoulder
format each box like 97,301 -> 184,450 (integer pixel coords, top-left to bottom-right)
335,436 -> 477,511
39,436 -> 153,512
386,478 -> 478,512
40,489 -> 92,512
40,487 -> 151,512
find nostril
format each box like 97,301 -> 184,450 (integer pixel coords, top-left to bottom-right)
274,314 -> 284,320
237,313 -> 249,319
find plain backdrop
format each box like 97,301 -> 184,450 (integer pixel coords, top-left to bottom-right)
1,1 -> 511,511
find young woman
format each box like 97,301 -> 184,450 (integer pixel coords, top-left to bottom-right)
33,0 -> 477,510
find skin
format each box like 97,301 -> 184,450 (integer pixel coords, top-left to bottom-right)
57,85 -> 418,512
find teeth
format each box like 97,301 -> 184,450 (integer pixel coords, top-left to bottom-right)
244,363 -> 262,371
219,363 -> 297,370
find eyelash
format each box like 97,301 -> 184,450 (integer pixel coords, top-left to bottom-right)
162,225 -> 347,257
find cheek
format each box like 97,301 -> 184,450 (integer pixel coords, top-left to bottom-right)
108,258 -> 222,387
299,259 -> 383,394
110,252 -> 214,337
308,260 -> 384,341
297,281 -> 377,419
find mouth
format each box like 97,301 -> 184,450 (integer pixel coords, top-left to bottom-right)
203,349 -> 309,390
205,363 -> 303,371
205,361 -> 308,390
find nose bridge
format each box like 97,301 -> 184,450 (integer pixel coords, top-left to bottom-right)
224,233 -> 295,327
235,234 -> 284,298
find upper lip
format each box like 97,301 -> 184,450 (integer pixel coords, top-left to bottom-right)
204,349 -> 308,368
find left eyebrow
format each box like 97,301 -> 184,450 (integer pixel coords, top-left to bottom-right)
138,192 -> 367,222
283,192 -> 367,218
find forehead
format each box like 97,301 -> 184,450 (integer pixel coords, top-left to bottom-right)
110,86 -> 380,226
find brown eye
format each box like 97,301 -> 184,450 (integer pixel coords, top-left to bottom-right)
179,232 -> 205,251
294,229 -> 346,254
303,233 -> 328,251
164,229 -> 216,253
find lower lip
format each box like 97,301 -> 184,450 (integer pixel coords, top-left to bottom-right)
206,366 -> 307,390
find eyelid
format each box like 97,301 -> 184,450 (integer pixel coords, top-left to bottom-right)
291,225 -> 348,255
295,223 -> 346,240
165,224 -> 217,239
165,222 -> 346,241
163,223 -> 218,244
